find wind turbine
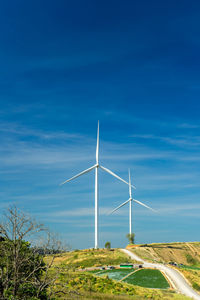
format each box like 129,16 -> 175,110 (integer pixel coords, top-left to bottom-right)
110,169 -> 156,235
60,122 -> 136,249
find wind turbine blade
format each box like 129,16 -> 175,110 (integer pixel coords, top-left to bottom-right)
60,164 -> 97,185
96,121 -> 99,164
100,165 -> 136,189
133,198 -> 156,212
109,198 -> 131,214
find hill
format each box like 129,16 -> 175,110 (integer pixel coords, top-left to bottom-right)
45,248 -> 191,299
46,248 -> 135,269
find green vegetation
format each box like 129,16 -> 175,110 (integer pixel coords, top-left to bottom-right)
126,233 -> 135,244
123,269 -> 170,289
61,271 -> 136,294
51,269 -> 190,300
0,206 -> 68,300
96,268 -> 170,290
185,253 -> 198,265
0,206 -> 49,300
105,241 -> 111,249
97,269 -> 134,281
179,264 -> 200,270
48,248 -> 134,269
192,282 -> 200,291
0,239 -> 48,300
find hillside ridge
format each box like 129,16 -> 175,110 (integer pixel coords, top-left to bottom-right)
127,242 -> 200,265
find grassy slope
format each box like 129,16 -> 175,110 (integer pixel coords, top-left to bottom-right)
46,248 -> 190,300
52,269 -> 190,300
128,242 -> 200,265
46,248 -> 135,269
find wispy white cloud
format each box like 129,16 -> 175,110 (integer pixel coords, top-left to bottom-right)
130,133 -> 200,147
38,206 -> 119,218
177,123 -> 200,129
0,121 -> 83,141
156,203 -> 200,217
1,118 -> 200,172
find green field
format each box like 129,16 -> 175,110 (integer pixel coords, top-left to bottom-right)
94,268 -> 169,289
123,269 -> 170,289
96,269 -> 134,280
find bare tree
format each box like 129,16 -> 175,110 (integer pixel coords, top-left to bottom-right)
0,205 -> 68,300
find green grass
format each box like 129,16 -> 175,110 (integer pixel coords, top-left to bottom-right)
56,271 -> 137,295
52,270 -> 190,300
87,270 -> 99,273
97,269 -> 134,281
48,249 -> 134,269
123,269 -> 170,289
179,264 -> 200,270
93,268 -> 170,289
185,254 -> 198,265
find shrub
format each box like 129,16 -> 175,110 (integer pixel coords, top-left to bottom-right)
126,233 -> 135,244
192,282 -> 200,291
105,242 -> 111,250
186,254 -> 197,265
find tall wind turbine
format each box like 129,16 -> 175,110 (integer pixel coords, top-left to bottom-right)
60,122 -> 136,249
110,169 -> 156,235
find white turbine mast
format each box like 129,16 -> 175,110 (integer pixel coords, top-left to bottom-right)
60,121 -> 136,249
110,169 -> 156,235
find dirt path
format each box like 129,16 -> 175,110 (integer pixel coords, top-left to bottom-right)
121,248 -> 200,300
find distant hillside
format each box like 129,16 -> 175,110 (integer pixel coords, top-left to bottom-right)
127,242 -> 200,294
127,242 -> 200,265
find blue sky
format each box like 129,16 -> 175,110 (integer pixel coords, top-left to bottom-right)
1,0 -> 200,248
